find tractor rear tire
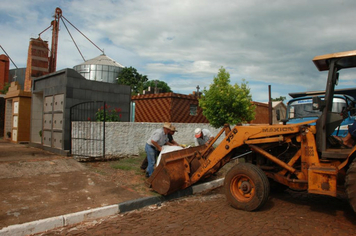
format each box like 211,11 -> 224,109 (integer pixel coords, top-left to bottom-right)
346,158 -> 356,212
224,163 -> 270,211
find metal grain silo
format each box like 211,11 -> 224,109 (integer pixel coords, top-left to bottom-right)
73,54 -> 124,83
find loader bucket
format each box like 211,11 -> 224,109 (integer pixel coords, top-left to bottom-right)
146,145 -> 207,195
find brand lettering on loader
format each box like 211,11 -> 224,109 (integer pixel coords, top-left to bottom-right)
203,159 -> 211,169
226,128 -> 238,143
262,127 -> 295,132
305,146 -> 314,156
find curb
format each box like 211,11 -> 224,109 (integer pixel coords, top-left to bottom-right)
0,178 -> 224,236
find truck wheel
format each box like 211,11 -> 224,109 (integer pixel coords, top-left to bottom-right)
346,158 -> 356,212
224,163 -> 270,211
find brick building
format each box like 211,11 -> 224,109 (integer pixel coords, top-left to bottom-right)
132,92 -> 209,123
24,38 -> 50,92
132,93 -> 286,124
250,101 -> 286,124
0,54 -> 9,92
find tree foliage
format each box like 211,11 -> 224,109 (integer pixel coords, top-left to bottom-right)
199,67 -> 255,128
143,80 -> 172,93
0,82 -> 10,94
272,96 -> 286,102
117,66 -> 148,95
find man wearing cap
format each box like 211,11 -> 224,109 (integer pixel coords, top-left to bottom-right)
140,124 -> 179,172
145,122 -> 172,177
194,128 -> 214,146
168,125 -> 179,146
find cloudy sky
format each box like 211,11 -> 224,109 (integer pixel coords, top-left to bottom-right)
1,0 -> 356,102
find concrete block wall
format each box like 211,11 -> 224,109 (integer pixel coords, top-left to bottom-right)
72,122 -> 226,158
31,69 -> 131,155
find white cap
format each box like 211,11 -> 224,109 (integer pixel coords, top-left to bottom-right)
195,128 -> 202,138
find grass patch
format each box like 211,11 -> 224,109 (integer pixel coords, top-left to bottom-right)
93,169 -> 107,175
110,156 -> 145,171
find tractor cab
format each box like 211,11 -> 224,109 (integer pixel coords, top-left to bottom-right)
312,50 -> 356,153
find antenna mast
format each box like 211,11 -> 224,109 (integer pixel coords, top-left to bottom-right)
49,7 -> 62,73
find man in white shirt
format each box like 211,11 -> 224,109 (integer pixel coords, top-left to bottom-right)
145,122 -> 172,177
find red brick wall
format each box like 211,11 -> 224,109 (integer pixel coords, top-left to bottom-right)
0,54 -> 9,92
250,102 -> 269,124
24,38 -> 49,92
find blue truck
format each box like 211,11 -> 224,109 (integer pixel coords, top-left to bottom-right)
286,88 -> 356,137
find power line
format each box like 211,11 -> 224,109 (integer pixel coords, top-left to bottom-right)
60,17 -> 86,62
61,15 -> 104,55
0,45 -> 18,69
37,8 -> 104,65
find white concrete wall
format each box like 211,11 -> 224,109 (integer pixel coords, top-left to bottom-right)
72,122 -> 227,158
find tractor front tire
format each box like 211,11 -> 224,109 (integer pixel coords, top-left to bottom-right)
224,163 -> 270,211
346,158 -> 356,212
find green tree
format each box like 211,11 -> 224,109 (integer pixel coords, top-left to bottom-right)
199,67 -> 255,128
143,80 -> 172,93
272,96 -> 286,102
0,82 -> 10,94
117,67 -> 148,95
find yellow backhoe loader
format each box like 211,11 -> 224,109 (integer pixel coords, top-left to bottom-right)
147,50 -> 356,212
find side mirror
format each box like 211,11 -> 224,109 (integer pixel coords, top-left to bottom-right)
312,96 -> 325,111
281,118 -> 289,125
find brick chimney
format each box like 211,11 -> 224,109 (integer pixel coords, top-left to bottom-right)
0,54 -> 9,92
24,38 -> 49,92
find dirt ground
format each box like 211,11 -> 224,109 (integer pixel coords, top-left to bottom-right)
0,139 -> 155,229
0,139 -> 231,229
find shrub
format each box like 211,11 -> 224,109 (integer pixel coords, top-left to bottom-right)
95,104 -> 122,122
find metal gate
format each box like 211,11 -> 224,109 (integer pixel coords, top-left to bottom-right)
70,101 -> 106,161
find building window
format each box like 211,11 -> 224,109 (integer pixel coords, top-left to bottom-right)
190,104 -> 197,116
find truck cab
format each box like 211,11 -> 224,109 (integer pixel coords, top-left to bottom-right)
286,93 -> 356,137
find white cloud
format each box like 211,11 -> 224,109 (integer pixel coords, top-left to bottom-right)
1,0 -> 356,102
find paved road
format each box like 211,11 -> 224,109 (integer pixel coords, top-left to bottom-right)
36,187 -> 356,236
